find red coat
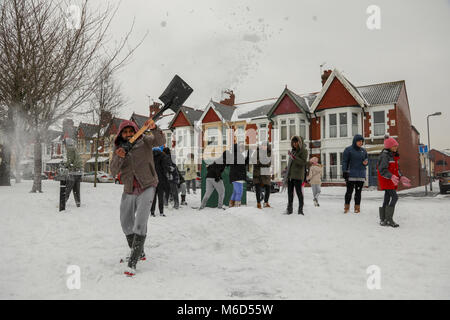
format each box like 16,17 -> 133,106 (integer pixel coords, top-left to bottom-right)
377,150 -> 400,190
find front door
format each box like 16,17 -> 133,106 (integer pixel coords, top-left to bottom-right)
368,154 -> 378,187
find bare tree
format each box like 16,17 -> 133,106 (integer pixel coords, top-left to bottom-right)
0,0 -> 146,191
89,62 -> 125,187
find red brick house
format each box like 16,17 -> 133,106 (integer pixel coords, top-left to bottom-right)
430,149 -> 450,175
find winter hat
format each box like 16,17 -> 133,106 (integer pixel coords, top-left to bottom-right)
384,137 -> 399,149
310,157 -> 319,165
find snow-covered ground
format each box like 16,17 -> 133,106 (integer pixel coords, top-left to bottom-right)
1,180 -> 449,299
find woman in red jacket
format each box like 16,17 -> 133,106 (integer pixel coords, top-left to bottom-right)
377,137 -> 411,227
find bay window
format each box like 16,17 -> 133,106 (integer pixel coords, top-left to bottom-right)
329,114 -> 337,138
352,113 -> 359,136
339,113 -> 347,137
207,127 -> 218,146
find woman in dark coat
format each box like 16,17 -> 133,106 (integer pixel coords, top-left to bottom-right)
282,136 -> 308,215
342,134 -> 368,214
252,142 -> 272,209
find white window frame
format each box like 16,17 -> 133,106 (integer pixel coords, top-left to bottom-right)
339,112 -> 348,138
329,114 -> 337,138
373,110 -> 386,137
258,123 -> 268,143
207,127 -> 219,146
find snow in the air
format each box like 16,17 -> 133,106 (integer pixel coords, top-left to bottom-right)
1,180 -> 449,299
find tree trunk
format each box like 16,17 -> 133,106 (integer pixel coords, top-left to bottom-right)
14,146 -> 22,183
31,132 -> 43,193
0,143 -> 12,186
94,139 -> 98,188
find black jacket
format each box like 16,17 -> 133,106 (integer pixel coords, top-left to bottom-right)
227,144 -> 249,183
153,149 -> 169,187
206,161 -> 225,181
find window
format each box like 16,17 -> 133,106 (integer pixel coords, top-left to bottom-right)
207,127 -> 219,146
322,153 -> 326,178
330,153 -> 337,179
322,116 -> 326,138
259,123 -> 268,143
280,120 -> 287,141
352,113 -> 359,136
339,113 -> 347,137
177,128 -> 189,147
191,129 -> 194,146
289,119 -> 296,138
85,140 -> 91,153
236,125 -> 245,145
436,160 -> 448,166
166,132 -> 172,146
222,126 -> 227,145
373,111 -> 385,136
339,152 -> 344,177
299,119 -> 306,139
281,154 -> 287,177
329,114 -> 337,138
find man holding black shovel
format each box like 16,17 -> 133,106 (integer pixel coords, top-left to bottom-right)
111,118 -> 165,276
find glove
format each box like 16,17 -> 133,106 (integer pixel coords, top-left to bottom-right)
400,176 -> 411,187
343,171 -> 349,181
288,151 -> 296,160
390,175 -> 399,186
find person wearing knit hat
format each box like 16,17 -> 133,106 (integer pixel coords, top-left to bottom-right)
306,156 -> 323,207
342,134 -> 369,214
377,136 -> 411,228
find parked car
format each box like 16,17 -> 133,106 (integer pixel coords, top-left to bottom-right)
438,171 -> 450,194
82,171 -> 114,183
245,172 -> 279,193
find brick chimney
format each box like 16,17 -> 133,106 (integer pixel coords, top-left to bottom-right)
62,118 -> 75,139
321,69 -> 332,86
220,90 -> 235,106
149,102 -> 162,117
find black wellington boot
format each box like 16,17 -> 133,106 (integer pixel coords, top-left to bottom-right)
385,206 -> 399,228
379,207 -> 387,226
121,234 -> 146,263
126,234 -> 147,275
298,207 -> 304,215
285,203 -> 293,215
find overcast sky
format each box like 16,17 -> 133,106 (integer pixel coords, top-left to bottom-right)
103,0 -> 449,150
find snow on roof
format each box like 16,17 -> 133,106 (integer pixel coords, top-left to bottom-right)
231,98 -> 277,122
155,110 -> 175,130
439,149 -> 450,157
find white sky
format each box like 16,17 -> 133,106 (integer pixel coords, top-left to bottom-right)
102,0 -> 449,150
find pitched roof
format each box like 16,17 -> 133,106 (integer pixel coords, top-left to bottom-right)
211,101 -> 236,121
287,89 -> 317,113
169,106 -> 203,128
232,98 -> 278,121
78,122 -> 100,139
268,88 -> 316,118
356,81 -> 404,106
130,113 -> 148,128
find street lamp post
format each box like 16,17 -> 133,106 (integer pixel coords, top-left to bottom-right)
427,112 -> 442,192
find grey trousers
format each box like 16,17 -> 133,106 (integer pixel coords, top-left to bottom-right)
311,184 -> 321,201
179,182 -> 186,196
120,186 -> 155,236
200,178 -> 225,208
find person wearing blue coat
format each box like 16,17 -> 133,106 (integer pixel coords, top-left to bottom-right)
342,134 -> 368,214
